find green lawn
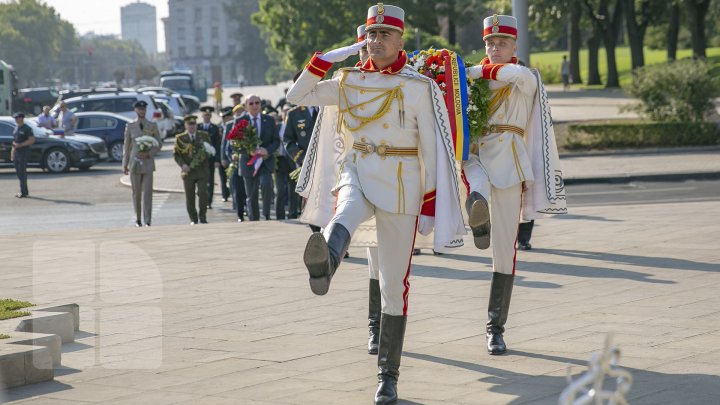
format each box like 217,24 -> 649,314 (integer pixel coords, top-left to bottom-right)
464,46 -> 720,87
0,298 -> 33,321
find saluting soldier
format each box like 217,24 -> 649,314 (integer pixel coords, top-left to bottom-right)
174,115 -> 212,224
287,4 -> 465,404
198,106 -> 222,209
122,100 -> 162,227
464,15 -> 567,355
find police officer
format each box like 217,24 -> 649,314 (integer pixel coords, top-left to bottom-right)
122,100 -> 162,226
11,112 -> 35,198
198,106 -> 223,209
174,115 -> 212,224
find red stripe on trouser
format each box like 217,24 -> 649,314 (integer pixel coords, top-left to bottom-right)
511,187 -> 524,275
460,168 -> 470,195
402,216 -> 419,315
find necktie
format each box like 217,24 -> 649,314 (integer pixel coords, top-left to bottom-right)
311,107 -> 318,120
252,116 -> 258,129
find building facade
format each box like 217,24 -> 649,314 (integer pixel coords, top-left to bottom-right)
121,1 -> 158,55
163,0 -> 246,86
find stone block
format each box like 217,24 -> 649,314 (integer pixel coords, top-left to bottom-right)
14,311 -> 74,344
34,303 -> 80,331
3,332 -> 62,366
0,345 -> 53,389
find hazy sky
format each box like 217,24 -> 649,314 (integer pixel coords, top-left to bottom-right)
37,0 -> 169,52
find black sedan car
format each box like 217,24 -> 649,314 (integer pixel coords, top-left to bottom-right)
0,117 -> 108,173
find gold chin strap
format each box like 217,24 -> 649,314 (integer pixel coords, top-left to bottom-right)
338,71 -> 404,132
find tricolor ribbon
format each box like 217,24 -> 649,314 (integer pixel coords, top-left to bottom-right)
247,154 -> 263,176
440,50 -> 470,161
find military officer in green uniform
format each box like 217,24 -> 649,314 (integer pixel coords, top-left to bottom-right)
173,115 -> 212,224
198,106 -> 223,209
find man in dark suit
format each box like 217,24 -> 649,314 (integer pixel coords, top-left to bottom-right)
284,102 -> 319,222
173,115 -> 212,224
239,94 -> 280,221
198,106 -> 223,209
275,104 -> 294,220
224,105 -> 248,221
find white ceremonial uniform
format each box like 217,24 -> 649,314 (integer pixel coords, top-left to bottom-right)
464,62 -> 537,275
288,53 -> 465,315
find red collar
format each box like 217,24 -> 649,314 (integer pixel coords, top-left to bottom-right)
481,56 -> 518,65
360,51 -> 408,75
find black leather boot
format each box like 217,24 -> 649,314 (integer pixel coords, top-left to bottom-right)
517,220 -> 534,250
466,191 -> 491,249
368,279 -> 381,355
486,272 -> 514,355
375,314 -> 407,405
303,223 -> 351,295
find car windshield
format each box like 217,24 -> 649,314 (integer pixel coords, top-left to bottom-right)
162,78 -> 192,91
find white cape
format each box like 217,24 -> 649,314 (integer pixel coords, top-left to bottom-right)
521,69 -> 568,219
296,66 -> 466,252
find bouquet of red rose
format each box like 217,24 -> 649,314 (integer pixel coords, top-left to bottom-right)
225,118 -> 261,177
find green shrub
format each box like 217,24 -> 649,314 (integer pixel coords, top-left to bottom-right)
625,59 -> 720,122
533,63 -> 562,84
0,334 -> 9,339
566,121 -> 720,149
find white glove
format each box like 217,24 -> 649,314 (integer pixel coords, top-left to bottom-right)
318,40 -> 367,63
466,65 -> 483,80
418,215 -> 435,236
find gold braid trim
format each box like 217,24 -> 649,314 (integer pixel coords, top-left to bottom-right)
338,72 -> 404,132
488,85 -> 511,118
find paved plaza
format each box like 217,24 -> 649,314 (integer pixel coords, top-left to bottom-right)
1,193 -> 719,404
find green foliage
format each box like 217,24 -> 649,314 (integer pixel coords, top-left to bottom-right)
0,334 -> 10,339
79,36 -> 151,85
625,59 -> 720,122
0,0 -> 77,86
566,121 -> 720,149
0,298 -> 33,321
464,46 -> 720,88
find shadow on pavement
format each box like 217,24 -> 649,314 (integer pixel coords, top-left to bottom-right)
553,213 -> 624,222
2,380 -> 74,402
534,249 -> 719,274
520,261 -> 674,284
24,196 -> 93,206
405,350 -> 720,404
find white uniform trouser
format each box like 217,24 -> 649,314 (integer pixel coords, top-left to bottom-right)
367,247 -> 379,281
326,185 -> 417,316
463,162 -> 522,275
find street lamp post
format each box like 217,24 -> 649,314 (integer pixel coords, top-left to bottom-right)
512,0 -> 530,65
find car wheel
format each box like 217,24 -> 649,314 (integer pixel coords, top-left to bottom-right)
44,148 -> 70,173
33,104 -> 42,115
109,141 -> 124,162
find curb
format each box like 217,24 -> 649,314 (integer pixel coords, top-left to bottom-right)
564,171 -> 720,185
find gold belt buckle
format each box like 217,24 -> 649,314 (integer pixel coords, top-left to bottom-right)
364,143 -> 375,154
376,144 -> 388,156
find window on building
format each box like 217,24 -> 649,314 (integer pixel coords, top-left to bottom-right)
196,46 -> 204,57
177,8 -> 185,22
179,46 -> 186,57
211,26 -> 219,39
212,46 -> 219,57
227,45 -> 235,56
178,26 -> 185,40
195,26 -> 202,41
194,7 -> 201,19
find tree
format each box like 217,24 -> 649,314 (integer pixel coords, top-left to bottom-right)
584,0 -> 623,87
252,0 -> 367,73
0,0 -> 77,86
567,0 -> 583,84
667,1 -> 681,61
684,0 -> 711,60
622,0 -> 667,69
